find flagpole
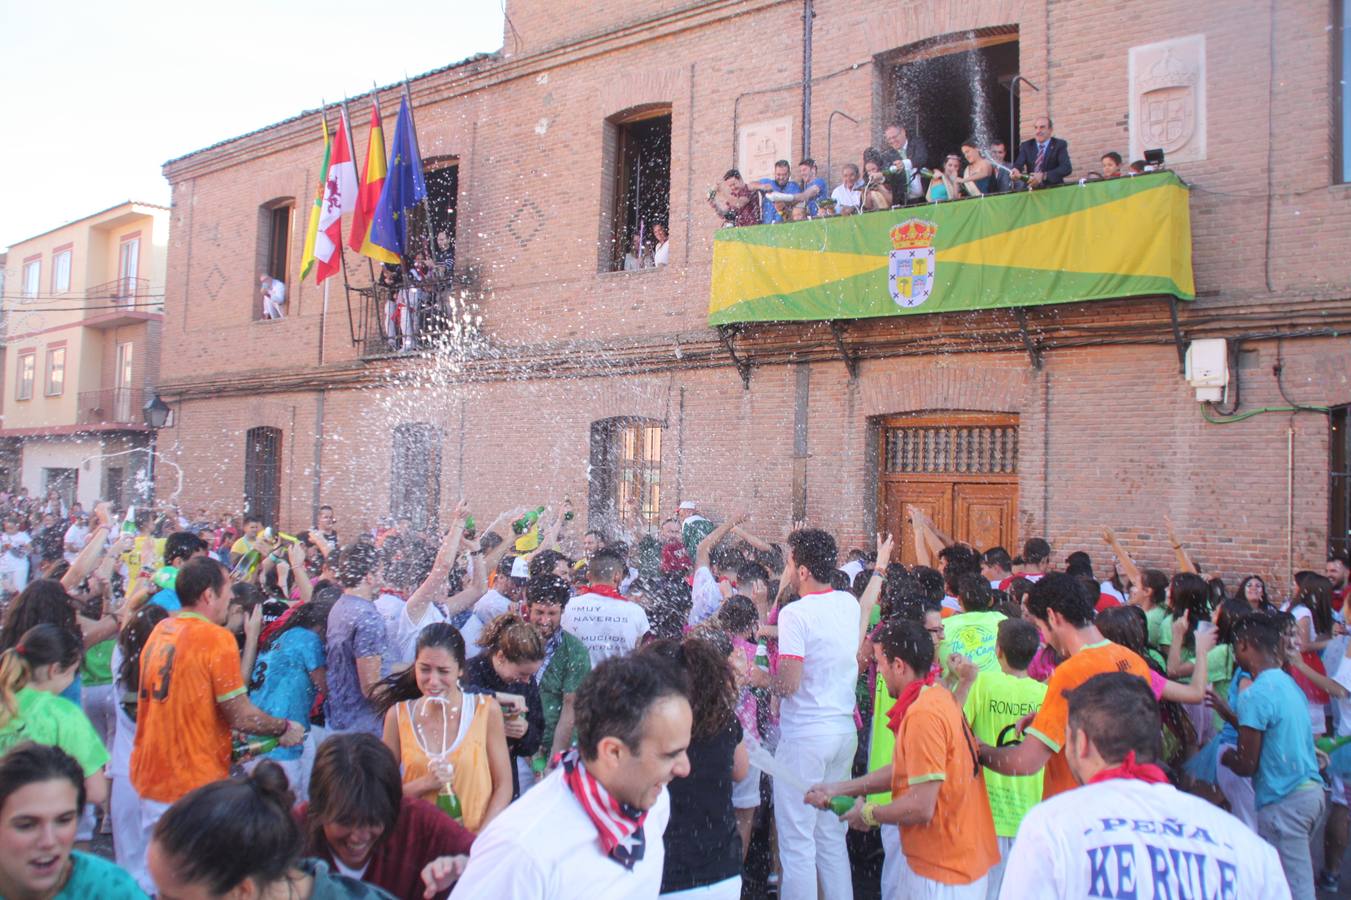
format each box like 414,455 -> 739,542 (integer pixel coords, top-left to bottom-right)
337,99 -> 357,313
362,84 -> 381,284
402,76 -> 438,258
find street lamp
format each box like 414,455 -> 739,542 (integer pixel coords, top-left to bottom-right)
141,393 -> 171,506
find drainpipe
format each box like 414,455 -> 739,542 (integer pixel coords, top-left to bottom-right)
801,0 -> 814,158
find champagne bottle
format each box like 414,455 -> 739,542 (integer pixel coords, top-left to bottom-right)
530,753 -> 547,776
754,638 -> 770,671
829,796 -> 856,816
232,734 -> 279,760
436,773 -> 463,821
231,544 -> 264,581
512,506 -> 546,535
121,506 -> 138,536
463,514 -> 477,535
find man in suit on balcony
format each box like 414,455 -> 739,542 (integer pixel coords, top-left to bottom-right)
1011,117 -> 1072,188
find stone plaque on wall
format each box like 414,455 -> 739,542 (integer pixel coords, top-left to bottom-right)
737,117 -> 793,184
1129,35 -> 1206,164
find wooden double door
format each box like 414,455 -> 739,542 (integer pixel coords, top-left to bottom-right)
877,413 -> 1019,565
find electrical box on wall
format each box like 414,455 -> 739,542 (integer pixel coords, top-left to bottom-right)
1185,338 -> 1229,402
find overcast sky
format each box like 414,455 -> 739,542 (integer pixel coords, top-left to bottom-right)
0,0 -> 505,250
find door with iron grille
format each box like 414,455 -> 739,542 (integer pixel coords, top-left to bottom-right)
878,413 -> 1019,565
243,427 -> 282,527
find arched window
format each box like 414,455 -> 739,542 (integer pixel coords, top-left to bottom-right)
391,423 -> 443,530
588,417 -> 662,537
243,427 -> 283,527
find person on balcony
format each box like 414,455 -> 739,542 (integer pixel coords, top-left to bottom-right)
1011,117 -> 1073,188
957,140 -> 998,196
707,170 -> 760,228
652,223 -> 670,267
829,164 -> 863,214
861,152 -> 894,212
1101,152 -> 1124,178
878,123 -> 928,203
794,158 -> 828,218
926,154 -> 964,202
259,273 -> 286,320
749,159 -> 801,225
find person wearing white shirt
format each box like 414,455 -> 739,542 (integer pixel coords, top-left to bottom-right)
1001,672 -> 1288,900
455,653 -> 692,899
0,517 -> 32,594
259,273 -> 287,319
652,223 -> 670,267
562,551 -> 650,667
688,513 -> 744,627
830,164 -> 864,214
63,517 -> 91,564
758,528 -> 860,900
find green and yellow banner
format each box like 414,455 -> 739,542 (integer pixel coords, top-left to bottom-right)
708,172 -> 1194,326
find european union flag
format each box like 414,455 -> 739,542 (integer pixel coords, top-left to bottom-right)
369,95 -> 427,260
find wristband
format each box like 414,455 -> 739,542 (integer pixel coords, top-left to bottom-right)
860,801 -> 880,828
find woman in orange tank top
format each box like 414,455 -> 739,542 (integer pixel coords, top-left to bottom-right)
376,623 -> 512,831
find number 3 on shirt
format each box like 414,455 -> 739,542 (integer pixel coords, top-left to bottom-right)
142,645 -> 177,702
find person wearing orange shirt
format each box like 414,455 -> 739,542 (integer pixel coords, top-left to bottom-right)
977,573 -> 1213,799
810,617 -> 998,897
130,556 -> 304,854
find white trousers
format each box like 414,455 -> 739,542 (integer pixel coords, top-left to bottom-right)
1216,742 -> 1258,831
137,796 -> 173,894
112,776 -> 151,893
263,297 -> 285,319
660,876 -> 743,898
897,849 -> 989,900
880,822 -> 901,899
773,730 -> 856,900
984,835 -> 1014,900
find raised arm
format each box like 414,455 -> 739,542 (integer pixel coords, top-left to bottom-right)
1164,515 -> 1197,575
907,506 -> 936,569
858,533 -> 894,648
62,502 -> 114,590
405,504 -> 467,625
731,524 -> 774,554
697,512 -> 745,571
1100,527 -> 1142,588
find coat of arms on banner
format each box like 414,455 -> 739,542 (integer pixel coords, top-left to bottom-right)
888,219 -> 938,308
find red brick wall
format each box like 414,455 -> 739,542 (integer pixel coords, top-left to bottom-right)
155,0 -> 1351,591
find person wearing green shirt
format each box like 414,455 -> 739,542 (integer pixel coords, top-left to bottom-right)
525,574 -> 591,774
0,624 -> 109,805
937,574 -> 1005,678
953,618 -> 1047,899
0,742 -> 146,899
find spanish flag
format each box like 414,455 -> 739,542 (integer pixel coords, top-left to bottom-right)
349,102 -> 400,264
298,111 -> 331,282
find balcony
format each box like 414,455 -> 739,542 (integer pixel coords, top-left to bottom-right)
348,269 -> 484,359
84,277 -> 163,328
708,172 -> 1194,327
78,387 -> 147,427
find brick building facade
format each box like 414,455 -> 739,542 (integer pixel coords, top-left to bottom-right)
156,0 -> 1351,588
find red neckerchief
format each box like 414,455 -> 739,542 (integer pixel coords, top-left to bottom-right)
1087,751 -> 1169,785
587,583 -> 626,601
799,587 -> 835,598
887,667 -> 939,734
380,587 -> 407,601
560,750 -> 647,869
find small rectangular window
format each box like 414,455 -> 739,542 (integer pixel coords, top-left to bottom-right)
22,259 -> 40,299
243,426 -> 282,526
588,418 -> 662,534
1333,405 -> 1350,557
45,347 -> 66,397
52,249 -> 72,293
267,205 -> 291,281
604,110 -> 671,272
16,352 -> 35,400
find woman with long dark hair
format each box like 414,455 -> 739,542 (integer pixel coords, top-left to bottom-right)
376,623 -> 512,831
644,633 -> 747,899
1287,572 -> 1337,736
1236,575 -> 1276,612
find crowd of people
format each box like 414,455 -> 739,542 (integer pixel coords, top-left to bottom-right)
0,487 -> 1348,899
708,119 -> 1160,226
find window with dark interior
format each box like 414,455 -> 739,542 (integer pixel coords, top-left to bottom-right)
602,107 -> 671,272
243,426 -> 282,527
390,423 -> 443,531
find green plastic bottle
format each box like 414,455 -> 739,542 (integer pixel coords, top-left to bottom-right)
530,753 -> 547,776
1316,735 -> 1351,754
232,734 -> 279,760
829,796 -> 855,816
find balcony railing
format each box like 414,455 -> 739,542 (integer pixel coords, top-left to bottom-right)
78,387 -> 146,426
86,277 -> 154,307
348,269 -> 483,359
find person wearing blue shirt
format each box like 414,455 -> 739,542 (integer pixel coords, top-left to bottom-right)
148,532 -> 210,612
795,158 -> 828,217
751,159 -> 800,224
247,598 -> 332,800
1222,616 -> 1325,900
